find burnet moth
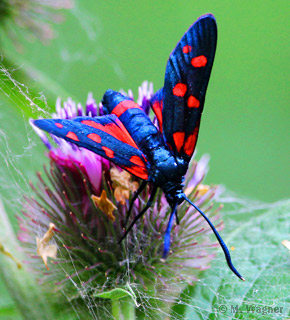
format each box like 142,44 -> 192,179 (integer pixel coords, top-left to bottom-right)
33,14 -> 244,280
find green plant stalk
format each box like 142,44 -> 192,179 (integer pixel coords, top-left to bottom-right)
0,54 -> 78,119
111,297 -> 135,320
0,199 -> 53,320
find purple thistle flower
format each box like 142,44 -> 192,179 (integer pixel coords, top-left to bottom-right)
30,93 -> 110,194
20,82 -> 224,300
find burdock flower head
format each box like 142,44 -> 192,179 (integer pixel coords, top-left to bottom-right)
19,81 -> 224,314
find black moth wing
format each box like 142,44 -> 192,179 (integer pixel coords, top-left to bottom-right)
162,14 -> 217,162
33,115 -> 149,180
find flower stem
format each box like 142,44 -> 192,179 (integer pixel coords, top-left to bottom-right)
111,297 -> 136,320
0,199 -> 54,320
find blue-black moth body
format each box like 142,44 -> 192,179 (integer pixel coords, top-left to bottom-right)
33,14 -> 244,280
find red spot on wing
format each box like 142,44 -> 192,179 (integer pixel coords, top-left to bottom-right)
152,100 -> 163,133
183,125 -> 199,156
191,55 -> 207,67
127,155 -> 148,179
173,132 -> 185,152
55,122 -> 63,128
172,83 -> 187,97
87,133 -> 101,143
182,45 -> 192,54
81,119 -> 138,149
127,166 -> 148,180
112,100 -> 142,117
187,96 -> 200,108
102,146 -> 114,158
66,131 -> 79,141
130,155 -> 145,167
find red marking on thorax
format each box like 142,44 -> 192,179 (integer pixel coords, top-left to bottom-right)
152,100 -> 163,133
187,96 -> 200,108
87,133 -> 101,143
81,120 -> 138,149
112,100 -> 142,117
102,146 -> 114,158
173,132 -> 185,152
172,83 -> 187,97
182,45 -> 192,54
191,55 -> 207,67
66,131 -> 79,141
183,125 -> 199,156
55,122 -> 63,128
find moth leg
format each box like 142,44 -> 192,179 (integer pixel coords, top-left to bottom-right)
175,210 -> 180,225
118,186 -> 158,243
162,203 -> 178,258
125,180 -> 147,226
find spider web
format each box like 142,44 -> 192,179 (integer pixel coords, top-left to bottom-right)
0,3 -> 289,320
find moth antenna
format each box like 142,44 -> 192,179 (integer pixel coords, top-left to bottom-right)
183,195 -> 245,281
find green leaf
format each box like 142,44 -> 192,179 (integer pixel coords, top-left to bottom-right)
173,200 -> 290,320
95,286 -> 138,320
95,283 -> 138,304
95,288 -> 133,300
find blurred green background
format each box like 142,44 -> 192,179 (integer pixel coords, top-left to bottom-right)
0,0 -> 289,203
0,1 -> 289,319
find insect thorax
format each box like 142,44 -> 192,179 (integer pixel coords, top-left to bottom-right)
142,133 -> 187,187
